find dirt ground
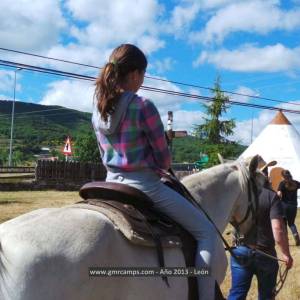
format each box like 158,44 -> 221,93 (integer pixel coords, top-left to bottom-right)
0,191 -> 299,299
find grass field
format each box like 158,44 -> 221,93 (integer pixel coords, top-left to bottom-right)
0,191 -> 299,299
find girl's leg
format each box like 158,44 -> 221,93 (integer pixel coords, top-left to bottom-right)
106,170 -> 219,300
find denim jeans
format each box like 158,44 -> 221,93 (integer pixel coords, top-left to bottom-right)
228,246 -> 279,300
106,168 -> 219,300
282,202 -> 298,227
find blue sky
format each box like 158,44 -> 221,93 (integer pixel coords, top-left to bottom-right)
1,0 -> 300,145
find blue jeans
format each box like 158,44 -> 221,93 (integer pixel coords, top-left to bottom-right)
228,246 -> 279,300
106,168 -> 219,300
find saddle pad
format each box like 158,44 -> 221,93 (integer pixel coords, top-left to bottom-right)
67,201 -> 182,248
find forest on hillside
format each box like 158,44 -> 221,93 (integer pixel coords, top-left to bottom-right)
0,99 -> 246,167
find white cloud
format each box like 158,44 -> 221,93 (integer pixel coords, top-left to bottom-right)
0,0 -> 168,75
0,0 -> 66,51
200,0 -> 242,9
39,80 -> 94,113
44,44 -> 104,74
232,109 -> 275,145
0,70 -> 22,96
228,86 -> 259,103
191,0 -> 300,44
232,104 -> 300,145
163,0 -> 242,37
140,76 -> 205,131
196,44 -> 300,72
176,0 -> 241,10
38,75 -> 181,116
165,2 -> 201,36
0,70 -> 14,94
65,0 -> 164,54
161,110 -> 205,132
149,57 -> 176,74
38,75 -> 203,133
188,88 -> 202,97
139,76 -> 183,116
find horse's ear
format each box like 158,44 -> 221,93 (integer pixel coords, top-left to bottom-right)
217,153 -> 224,164
249,155 -> 259,177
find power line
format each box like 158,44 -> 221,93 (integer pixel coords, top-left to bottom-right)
0,47 -> 100,70
142,86 -> 300,114
0,61 -> 94,82
1,47 -> 300,106
144,76 -> 300,106
1,59 -> 300,115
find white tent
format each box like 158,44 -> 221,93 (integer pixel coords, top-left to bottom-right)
240,110 -> 300,206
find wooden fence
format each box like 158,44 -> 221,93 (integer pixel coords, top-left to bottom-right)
35,160 -> 107,182
34,161 -> 196,182
0,161 -> 196,191
0,166 -> 35,173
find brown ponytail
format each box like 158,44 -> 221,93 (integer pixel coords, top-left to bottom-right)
94,44 -> 147,122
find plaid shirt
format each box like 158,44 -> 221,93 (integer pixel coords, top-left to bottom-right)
93,96 -> 171,172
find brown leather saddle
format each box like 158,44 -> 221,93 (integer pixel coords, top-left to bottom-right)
76,177 -> 225,300
77,178 -> 198,300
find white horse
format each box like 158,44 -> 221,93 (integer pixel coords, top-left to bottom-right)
0,157 -> 265,300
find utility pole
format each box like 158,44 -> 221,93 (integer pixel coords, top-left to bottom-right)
166,111 -> 187,155
8,68 -> 22,166
167,111 -> 173,152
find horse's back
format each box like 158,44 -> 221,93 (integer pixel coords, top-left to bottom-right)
0,207 -> 120,300
0,206 -> 188,300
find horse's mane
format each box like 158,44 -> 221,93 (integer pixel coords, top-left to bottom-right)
182,161 -> 249,194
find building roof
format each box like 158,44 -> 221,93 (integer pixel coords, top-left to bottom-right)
240,110 -> 300,205
270,110 -> 291,125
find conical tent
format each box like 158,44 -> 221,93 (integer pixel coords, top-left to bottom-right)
240,110 -> 300,206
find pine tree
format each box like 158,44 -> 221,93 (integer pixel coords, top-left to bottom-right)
194,77 -> 235,144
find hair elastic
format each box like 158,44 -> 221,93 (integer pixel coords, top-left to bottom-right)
110,59 -> 117,65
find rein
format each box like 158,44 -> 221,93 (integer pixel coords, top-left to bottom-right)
167,166 -> 290,296
273,264 -> 288,297
240,245 -> 289,297
167,167 -> 255,266
229,174 -> 289,297
230,177 -> 258,230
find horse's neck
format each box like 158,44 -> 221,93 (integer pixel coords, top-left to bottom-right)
182,164 -> 242,232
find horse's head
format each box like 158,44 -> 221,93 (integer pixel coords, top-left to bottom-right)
230,155 -> 267,235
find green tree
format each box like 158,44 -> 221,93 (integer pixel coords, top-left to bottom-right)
11,150 -> 24,166
0,148 -> 8,165
194,77 -> 235,143
74,131 -> 101,163
50,148 -> 65,160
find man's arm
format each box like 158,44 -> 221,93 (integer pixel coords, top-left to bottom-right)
271,218 -> 293,269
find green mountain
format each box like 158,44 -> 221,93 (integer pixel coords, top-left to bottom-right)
0,100 -> 92,145
0,100 -> 93,164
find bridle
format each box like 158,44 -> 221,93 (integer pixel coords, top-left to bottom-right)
167,164 -> 260,266
167,164 -> 291,296
230,175 -> 260,233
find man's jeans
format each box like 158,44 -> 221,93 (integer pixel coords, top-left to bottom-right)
228,246 -> 279,300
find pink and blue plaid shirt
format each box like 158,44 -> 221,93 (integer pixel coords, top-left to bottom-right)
93,95 -> 171,173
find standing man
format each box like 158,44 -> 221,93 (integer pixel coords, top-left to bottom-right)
228,164 -> 293,300
277,169 -> 300,246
